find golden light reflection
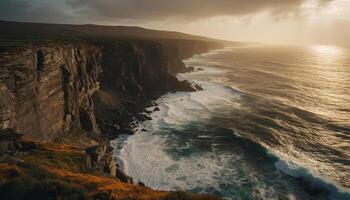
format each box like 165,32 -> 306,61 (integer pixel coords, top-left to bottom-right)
311,45 -> 344,56
309,45 -> 346,66
305,45 -> 349,122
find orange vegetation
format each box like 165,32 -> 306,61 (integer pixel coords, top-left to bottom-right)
49,168 -> 168,200
0,141 -> 221,200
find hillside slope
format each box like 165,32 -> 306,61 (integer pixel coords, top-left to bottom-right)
0,20 -> 229,43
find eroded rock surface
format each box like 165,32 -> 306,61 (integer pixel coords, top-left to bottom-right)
0,45 -> 101,140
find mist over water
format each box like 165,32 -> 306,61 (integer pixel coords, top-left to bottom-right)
114,45 -> 350,200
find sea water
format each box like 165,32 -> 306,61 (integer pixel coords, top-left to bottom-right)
113,45 -> 350,200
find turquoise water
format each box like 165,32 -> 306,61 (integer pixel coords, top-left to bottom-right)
114,45 -> 350,200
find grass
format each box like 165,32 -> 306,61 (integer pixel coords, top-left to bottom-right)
19,143 -> 90,173
0,141 -> 221,200
50,168 -> 169,200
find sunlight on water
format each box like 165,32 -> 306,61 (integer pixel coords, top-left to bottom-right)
116,45 -> 350,200
311,45 -> 344,56
306,45 -> 349,121
309,45 -> 346,68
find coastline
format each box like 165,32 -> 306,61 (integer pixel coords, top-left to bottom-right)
109,54 -> 213,186
110,48 -> 223,188
0,21 -> 224,198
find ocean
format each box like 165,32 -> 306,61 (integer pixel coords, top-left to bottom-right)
113,45 -> 350,200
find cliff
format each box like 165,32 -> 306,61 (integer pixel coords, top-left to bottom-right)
0,21 -> 223,200
0,44 -> 101,140
0,38 -> 220,141
159,39 -> 222,74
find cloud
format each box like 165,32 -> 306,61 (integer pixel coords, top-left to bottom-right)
0,0 -> 347,46
66,0 -> 307,21
0,0 -> 73,23
0,0 -> 334,23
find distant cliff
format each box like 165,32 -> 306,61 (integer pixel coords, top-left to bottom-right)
160,40 -> 221,74
0,39 -> 221,141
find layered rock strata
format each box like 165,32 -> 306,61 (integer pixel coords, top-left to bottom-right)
0,45 -> 101,140
0,40 -> 219,141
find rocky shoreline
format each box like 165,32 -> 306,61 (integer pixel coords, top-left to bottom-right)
0,30 -> 222,198
90,59 -> 206,187
104,67 -> 205,187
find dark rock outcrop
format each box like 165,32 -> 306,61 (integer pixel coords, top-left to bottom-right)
85,140 -> 133,183
116,167 -> 134,184
86,141 -> 117,176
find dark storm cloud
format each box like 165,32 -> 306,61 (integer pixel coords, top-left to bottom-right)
0,0 -> 72,23
0,0 -> 334,23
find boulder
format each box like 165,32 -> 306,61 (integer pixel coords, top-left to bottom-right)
193,84 -> 204,91
85,143 -> 117,177
175,80 -> 196,92
135,114 -> 152,121
144,109 -> 152,114
86,144 -> 107,165
186,66 -> 195,72
138,181 -> 146,187
116,168 -> 134,184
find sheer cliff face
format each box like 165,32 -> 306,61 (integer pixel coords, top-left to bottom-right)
0,40 -> 220,140
100,41 -> 169,96
0,45 -> 101,140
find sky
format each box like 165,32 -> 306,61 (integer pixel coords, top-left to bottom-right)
0,0 -> 349,45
